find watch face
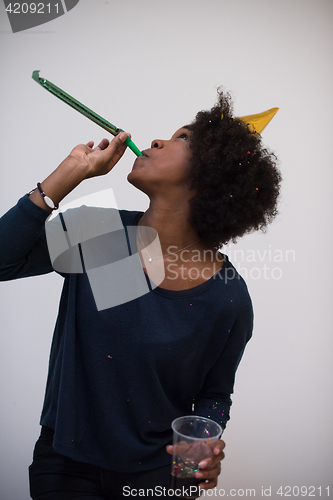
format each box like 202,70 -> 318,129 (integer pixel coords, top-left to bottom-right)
27,186 -> 58,210
44,195 -> 55,210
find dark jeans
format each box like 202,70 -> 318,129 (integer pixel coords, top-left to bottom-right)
29,427 -> 200,500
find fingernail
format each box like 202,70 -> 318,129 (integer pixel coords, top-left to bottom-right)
214,448 -> 220,455
199,460 -> 208,468
119,132 -> 127,141
195,472 -> 203,478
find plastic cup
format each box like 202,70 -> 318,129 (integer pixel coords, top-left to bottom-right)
170,415 -> 222,499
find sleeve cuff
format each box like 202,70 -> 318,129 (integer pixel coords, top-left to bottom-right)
193,398 -> 231,432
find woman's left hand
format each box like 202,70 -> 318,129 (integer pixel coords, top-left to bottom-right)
166,439 -> 225,490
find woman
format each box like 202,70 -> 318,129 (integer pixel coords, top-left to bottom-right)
0,91 -> 281,499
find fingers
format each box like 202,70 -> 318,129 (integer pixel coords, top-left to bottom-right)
213,439 -> 226,456
97,132 -> 128,168
196,461 -> 221,479
195,462 -> 221,490
100,132 -> 127,157
82,132 -> 129,178
203,439 -> 225,465
94,138 -> 110,151
195,440 -> 225,491
84,140 -> 109,153
197,450 -> 225,471
85,133 -> 126,155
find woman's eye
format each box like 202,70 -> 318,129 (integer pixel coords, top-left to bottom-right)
178,133 -> 188,140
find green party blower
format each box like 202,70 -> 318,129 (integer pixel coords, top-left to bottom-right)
32,71 -> 142,157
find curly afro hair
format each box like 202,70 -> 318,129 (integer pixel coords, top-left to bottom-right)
187,90 -> 282,248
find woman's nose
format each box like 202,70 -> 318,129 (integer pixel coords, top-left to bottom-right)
151,139 -> 163,149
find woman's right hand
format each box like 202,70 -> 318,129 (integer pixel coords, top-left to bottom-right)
68,132 -> 129,180
28,132 -> 129,212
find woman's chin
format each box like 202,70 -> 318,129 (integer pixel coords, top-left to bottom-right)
127,170 -> 137,186
127,171 -> 149,194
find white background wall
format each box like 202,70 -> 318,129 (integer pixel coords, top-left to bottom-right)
0,0 -> 332,498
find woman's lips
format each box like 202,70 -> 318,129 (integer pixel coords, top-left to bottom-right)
133,150 -> 148,168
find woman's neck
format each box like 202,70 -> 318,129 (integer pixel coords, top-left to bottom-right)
136,200 -> 224,291
139,203 -> 199,254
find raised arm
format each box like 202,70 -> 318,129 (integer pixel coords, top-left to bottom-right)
28,133 -> 129,212
0,133 -> 129,280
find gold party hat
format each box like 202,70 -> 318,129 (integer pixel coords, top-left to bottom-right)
238,107 -> 279,134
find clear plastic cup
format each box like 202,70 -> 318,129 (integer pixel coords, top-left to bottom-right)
170,415 -> 222,499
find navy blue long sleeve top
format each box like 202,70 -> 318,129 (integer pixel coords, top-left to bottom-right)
0,195 -> 253,472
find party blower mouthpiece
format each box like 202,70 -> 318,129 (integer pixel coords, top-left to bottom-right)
32,71 -> 142,157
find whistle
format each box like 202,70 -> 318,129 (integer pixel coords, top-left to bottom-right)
32,70 -> 142,157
